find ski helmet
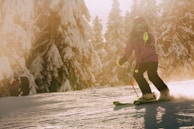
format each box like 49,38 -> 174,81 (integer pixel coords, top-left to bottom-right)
133,16 -> 148,32
134,17 -> 145,24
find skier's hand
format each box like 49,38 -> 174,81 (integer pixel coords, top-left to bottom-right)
116,59 -> 124,68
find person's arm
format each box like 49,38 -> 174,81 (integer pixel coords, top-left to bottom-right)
119,40 -> 133,65
147,33 -> 155,46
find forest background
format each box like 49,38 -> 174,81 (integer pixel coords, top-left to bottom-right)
0,0 -> 194,96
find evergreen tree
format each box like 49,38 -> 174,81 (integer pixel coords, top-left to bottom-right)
104,0 -> 128,85
91,16 -> 103,85
29,0 -> 62,92
0,0 -> 37,95
57,0 -> 101,90
156,0 -> 194,80
0,0 -> 102,96
123,11 -> 133,38
30,0 -> 100,92
92,16 -> 104,51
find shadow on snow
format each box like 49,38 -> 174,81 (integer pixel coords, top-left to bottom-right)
135,100 -> 194,129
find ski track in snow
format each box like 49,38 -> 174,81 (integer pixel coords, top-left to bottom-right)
1,81 -> 194,129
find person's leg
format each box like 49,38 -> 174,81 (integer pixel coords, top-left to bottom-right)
20,76 -> 30,96
133,63 -> 152,94
146,62 -> 169,91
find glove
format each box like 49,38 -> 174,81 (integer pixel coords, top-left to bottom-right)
116,59 -> 124,68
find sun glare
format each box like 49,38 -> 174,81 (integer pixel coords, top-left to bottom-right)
169,81 -> 194,100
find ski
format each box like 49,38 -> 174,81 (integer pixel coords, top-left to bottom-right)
113,101 -> 131,106
113,99 -> 171,106
133,99 -> 158,105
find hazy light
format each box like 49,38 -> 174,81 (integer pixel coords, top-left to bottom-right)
85,0 -> 132,31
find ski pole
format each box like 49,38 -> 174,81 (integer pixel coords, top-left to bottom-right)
116,60 -> 139,97
129,79 -> 139,98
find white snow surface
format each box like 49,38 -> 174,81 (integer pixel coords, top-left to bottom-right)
1,80 -> 194,129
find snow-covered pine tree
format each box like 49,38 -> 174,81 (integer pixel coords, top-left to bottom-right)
104,0 -> 128,85
91,16 -> 104,85
59,0 -> 101,90
123,11 -> 133,39
30,0 -> 100,92
156,0 -> 194,80
92,16 -> 104,51
28,0 -> 63,92
0,0 -> 37,95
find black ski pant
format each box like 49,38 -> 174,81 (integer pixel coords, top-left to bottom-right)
133,62 -> 169,95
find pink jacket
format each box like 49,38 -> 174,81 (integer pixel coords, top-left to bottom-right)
123,32 -> 158,64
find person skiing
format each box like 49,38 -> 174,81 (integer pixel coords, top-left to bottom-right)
118,16 -> 171,102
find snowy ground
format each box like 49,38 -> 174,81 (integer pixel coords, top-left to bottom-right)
1,80 -> 194,129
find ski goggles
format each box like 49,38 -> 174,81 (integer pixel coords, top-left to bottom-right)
134,22 -> 147,31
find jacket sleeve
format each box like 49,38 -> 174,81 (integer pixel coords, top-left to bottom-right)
119,40 -> 133,65
147,33 -> 155,46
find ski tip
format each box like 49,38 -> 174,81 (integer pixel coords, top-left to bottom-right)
133,101 -> 141,105
113,101 -> 120,105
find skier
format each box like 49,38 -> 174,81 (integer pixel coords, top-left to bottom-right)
9,77 -> 20,96
9,75 -> 30,96
118,16 -> 171,102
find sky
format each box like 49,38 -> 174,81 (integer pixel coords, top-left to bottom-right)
84,0 -> 133,31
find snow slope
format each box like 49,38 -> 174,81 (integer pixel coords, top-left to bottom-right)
0,80 -> 194,129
